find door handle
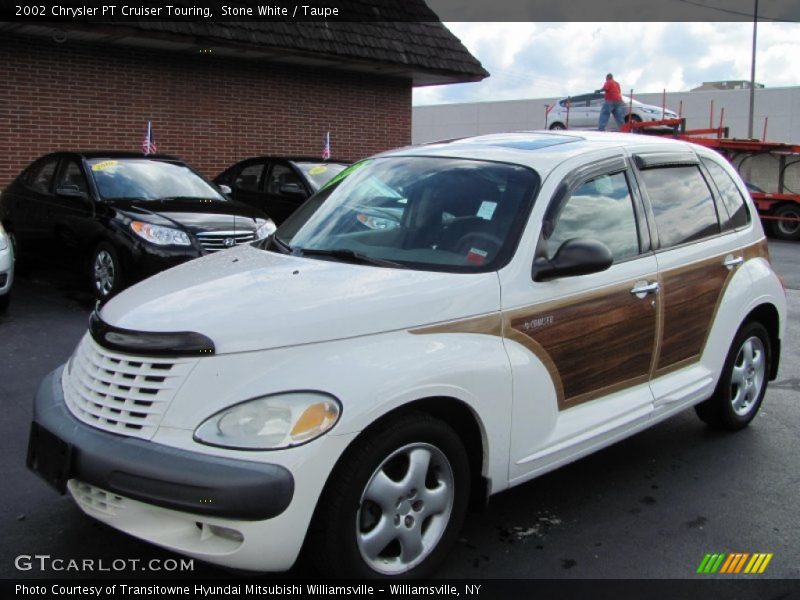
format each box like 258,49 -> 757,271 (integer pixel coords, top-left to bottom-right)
723,255 -> 744,269
630,281 -> 659,297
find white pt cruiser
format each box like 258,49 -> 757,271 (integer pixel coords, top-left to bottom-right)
28,132 -> 786,578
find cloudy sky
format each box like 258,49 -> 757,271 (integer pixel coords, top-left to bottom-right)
412,22 -> 800,105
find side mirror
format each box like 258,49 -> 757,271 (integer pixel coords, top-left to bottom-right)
218,184 -> 232,195
532,238 -> 613,282
279,182 -> 305,197
56,185 -> 89,201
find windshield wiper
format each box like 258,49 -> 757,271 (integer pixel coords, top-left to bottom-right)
156,196 -> 223,201
297,248 -> 407,269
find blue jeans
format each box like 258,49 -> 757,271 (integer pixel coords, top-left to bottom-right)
599,101 -> 627,131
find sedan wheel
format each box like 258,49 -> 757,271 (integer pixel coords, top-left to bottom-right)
91,243 -> 123,300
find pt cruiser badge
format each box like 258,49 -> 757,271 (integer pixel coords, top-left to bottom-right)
27,132 -> 786,578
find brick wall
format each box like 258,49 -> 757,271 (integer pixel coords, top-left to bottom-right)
0,35 -> 412,187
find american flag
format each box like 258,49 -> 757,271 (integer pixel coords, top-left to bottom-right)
322,131 -> 330,160
142,121 -> 157,155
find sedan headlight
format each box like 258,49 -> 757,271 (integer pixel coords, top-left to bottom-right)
255,219 -> 277,240
130,221 -> 191,246
0,222 -> 7,251
194,392 -> 341,450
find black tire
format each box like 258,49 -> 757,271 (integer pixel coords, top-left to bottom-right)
308,411 -> 471,579
695,322 -> 771,431
768,204 -> 800,241
549,122 -> 566,130
625,114 -> 642,123
0,292 -> 9,312
90,242 -> 124,300
7,230 -> 27,274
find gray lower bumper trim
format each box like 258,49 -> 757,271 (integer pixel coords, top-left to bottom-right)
30,367 -> 294,521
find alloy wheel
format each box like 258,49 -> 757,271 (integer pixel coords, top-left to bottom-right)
730,336 -> 766,417
356,443 -> 454,575
93,249 -> 115,297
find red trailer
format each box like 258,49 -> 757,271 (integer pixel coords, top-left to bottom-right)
675,135 -> 800,241
621,105 -> 800,241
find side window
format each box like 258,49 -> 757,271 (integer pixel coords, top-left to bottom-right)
267,164 -> 304,196
638,165 -> 721,248
28,158 -> 59,194
701,158 -> 751,229
234,162 -> 265,192
548,171 -> 640,262
56,161 -> 89,195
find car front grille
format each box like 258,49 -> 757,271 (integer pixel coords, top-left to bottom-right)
63,334 -> 199,440
69,480 -> 126,517
0,274 -> 6,287
196,230 -> 256,253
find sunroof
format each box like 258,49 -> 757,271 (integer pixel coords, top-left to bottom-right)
485,137 -> 580,151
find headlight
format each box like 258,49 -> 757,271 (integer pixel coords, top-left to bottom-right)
194,392 -> 341,450
255,219 -> 277,240
130,221 -> 191,246
0,222 -> 7,251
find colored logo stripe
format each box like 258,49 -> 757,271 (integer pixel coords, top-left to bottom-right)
697,553 -> 773,574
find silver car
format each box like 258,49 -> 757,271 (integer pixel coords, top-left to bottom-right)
0,220 -> 13,311
547,92 -> 678,130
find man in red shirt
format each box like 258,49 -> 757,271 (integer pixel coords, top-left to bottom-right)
596,73 -> 626,131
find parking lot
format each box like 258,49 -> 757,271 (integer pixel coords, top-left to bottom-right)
1,241 -> 798,580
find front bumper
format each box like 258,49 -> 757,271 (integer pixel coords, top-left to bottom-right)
0,245 -> 13,295
29,367 -> 294,521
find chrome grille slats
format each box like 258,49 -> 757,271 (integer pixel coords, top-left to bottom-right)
196,230 -> 255,253
63,334 -> 198,439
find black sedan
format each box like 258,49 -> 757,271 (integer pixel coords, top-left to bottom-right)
0,152 -> 275,299
214,157 -> 349,224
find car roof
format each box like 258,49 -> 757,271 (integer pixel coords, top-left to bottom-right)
35,151 -> 183,162
379,131 -> 700,176
226,156 -> 350,165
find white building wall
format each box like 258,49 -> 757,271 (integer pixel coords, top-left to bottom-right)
412,87 -> 800,145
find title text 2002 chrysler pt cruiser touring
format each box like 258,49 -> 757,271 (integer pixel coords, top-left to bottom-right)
28,132 -> 786,577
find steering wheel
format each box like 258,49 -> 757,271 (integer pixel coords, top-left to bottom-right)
453,231 -> 503,257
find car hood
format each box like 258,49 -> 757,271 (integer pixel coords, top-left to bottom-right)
99,244 -> 501,354
108,198 -> 266,232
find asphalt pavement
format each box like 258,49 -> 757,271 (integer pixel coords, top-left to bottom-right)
0,241 -> 798,580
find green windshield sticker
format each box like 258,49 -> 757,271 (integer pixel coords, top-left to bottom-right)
308,165 -> 328,176
320,160 -> 371,191
91,160 -> 119,171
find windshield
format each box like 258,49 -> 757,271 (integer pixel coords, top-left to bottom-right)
292,161 -> 349,191
87,159 -> 226,201
275,156 -> 539,273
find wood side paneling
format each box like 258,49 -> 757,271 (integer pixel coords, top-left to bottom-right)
656,256 -> 730,371
506,280 -> 656,408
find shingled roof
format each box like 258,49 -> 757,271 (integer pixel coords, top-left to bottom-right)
0,1 -> 488,86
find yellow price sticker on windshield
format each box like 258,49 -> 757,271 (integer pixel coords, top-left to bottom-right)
308,165 -> 328,176
92,160 -> 118,171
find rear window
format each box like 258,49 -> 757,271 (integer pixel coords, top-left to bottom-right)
638,166 -> 721,249
701,158 -> 751,230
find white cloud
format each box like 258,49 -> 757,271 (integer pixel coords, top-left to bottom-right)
413,22 -> 800,105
